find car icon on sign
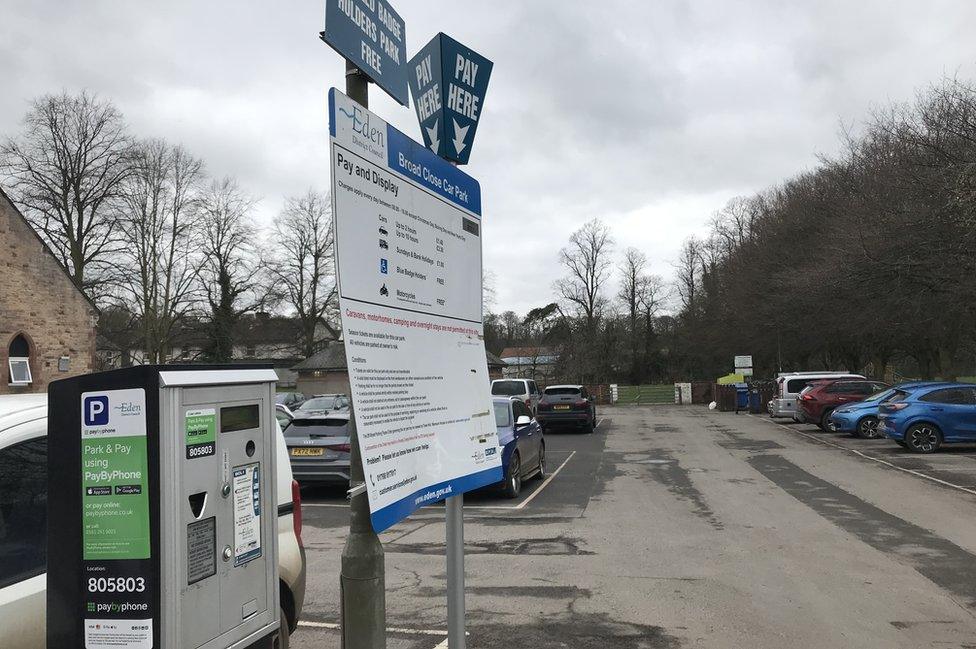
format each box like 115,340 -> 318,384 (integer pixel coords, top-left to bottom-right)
379,226 -> 388,236
379,239 -> 388,250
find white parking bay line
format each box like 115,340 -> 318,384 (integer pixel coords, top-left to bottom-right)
466,450 -> 577,511
298,621 -> 450,636
752,414 -> 976,498
595,417 -> 605,429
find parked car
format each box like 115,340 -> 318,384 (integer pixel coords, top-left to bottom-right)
285,413 -> 352,484
276,403 -> 294,430
768,372 -> 865,420
490,379 -> 541,414
0,394 -> 306,649
293,393 -> 350,417
798,379 -> 889,431
492,397 -> 545,498
536,385 -> 597,433
276,391 -> 306,409
828,382 -> 940,437
880,383 -> 976,453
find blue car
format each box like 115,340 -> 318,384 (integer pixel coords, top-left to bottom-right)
492,396 -> 546,498
829,382 -> 940,438
879,382 -> 976,453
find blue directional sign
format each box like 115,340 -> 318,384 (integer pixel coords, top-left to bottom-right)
322,0 -> 409,106
407,33 -> 493,165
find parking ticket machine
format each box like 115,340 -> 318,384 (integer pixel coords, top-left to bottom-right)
47,365 -> 280,649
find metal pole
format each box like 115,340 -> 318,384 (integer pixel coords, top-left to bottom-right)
341,59 -> 386,649
443,158 -> 466,649
446,495 -> 465,648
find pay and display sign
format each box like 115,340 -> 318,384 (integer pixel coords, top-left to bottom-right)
322,0 -> 409,106
329,89 -> 501,532
408,33 -> 493,165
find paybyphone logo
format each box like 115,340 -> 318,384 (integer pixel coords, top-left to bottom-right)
84,396 -> 110,426
87,600 -> 148,614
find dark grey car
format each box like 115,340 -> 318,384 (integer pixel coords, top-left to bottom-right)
285,414 -> 351,484
293,394 -> 350,417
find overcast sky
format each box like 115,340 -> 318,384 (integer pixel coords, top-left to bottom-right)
2,1 -> 975,314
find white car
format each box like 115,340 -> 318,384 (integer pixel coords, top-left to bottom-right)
490,378 -> 542,415
0,394 -> 306,649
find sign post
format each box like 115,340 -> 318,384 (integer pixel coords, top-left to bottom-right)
337,63 -> 388,649
329,86 -> 500,646
406,34 -> 493,649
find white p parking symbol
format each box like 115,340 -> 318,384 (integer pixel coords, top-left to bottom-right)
84,395 -> 109,426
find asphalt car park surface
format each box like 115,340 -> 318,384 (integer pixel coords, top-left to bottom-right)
291,407 -> 976,649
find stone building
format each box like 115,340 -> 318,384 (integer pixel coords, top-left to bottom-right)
0,187 -> 97,394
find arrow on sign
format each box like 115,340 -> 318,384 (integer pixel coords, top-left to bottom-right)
452,118 -> 470,155
426,119 -> 440,153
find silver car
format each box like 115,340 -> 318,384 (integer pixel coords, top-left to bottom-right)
286,414 -> 352,484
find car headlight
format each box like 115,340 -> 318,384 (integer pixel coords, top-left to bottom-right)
835,408 -> 851,414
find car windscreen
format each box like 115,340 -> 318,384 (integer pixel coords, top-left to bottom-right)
886,390 -> 909,403
299,397 -> 335,410
491,381 -> 525,396
544,387 -> 581,396
865,388 -> 896,402
285,418 -> 349,437
493,402 -> 511,427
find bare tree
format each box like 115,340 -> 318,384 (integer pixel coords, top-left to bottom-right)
554,218 -> 614,329
674,237 -> 702,312
265,190 -> 338,358
618,248 -> 648,335
116,140 -> 204,363
482,268 -> 498,316
197,177 -> 257,362
1,91 -> 133,296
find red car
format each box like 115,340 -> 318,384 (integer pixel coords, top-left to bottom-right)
799,379 -> 889,431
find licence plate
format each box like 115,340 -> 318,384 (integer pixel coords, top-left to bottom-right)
554,405 -> 570,410
290,447 -> 324,457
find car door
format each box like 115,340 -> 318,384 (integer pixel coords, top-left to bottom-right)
0,434 -> 47,649
919,388 -> 976,441
511,400 -> 539,473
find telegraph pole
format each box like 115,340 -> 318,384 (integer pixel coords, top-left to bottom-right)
340,60 -> 386,649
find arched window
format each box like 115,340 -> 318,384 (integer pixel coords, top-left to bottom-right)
8,334 -> 32,386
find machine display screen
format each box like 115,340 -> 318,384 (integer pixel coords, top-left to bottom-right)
220,404 -> 260,433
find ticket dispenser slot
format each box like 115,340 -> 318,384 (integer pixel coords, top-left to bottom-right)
46,365 -> 279,649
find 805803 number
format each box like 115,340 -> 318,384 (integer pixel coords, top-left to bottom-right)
88,577 -> 146,593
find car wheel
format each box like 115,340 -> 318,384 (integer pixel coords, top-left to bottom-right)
536,443 -> 547,480
906,423 -> 943,454
819,409 -> 834,432
857,417 -> 881,439
278,608 -> 290,649
503,451 -> 522,498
